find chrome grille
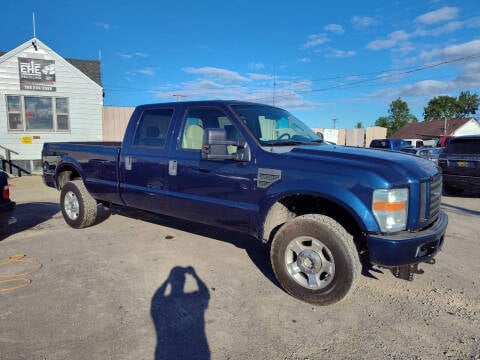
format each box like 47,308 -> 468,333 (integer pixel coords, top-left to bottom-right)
419,173 -> 442,228
429,174 -> 442,220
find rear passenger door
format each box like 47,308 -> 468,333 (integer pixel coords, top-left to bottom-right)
120,107 -> 174,214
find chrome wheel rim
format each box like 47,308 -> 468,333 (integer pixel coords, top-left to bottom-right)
64,191 -> 80,220
285,236 -> 335,289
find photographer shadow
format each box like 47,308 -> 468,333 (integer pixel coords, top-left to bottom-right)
151,266 -> 210,360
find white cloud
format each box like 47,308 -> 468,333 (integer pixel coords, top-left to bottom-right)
95,22 -> 111,31
415,6 -> 459,25
367,30 -> 410,50
430,21 -> 464,36
117,52 -> 149,59
183,66 -> 249,82
151,70 -> 313,110
351,15 -> 377,28
248,62 -> 265,70
465,17 -> 480,28
117,53 -> 133,59
324,24 -> 344,35
248,73 -> 273,81
299,57 -> 311,63
455,62 -> 480,88
302,34 -> 330,49
324,49 -> 356,58
137,68 -> 155,76
419,39 -> 480,61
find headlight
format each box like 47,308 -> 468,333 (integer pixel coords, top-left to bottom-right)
372,188 -> 408,233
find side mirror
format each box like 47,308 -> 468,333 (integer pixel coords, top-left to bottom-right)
201,128 -> 250,162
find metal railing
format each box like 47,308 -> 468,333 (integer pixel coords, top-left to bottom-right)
0,145 -> 31,177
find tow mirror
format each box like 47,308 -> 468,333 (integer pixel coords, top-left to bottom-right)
202,128 -> 250,162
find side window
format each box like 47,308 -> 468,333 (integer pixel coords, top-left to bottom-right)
133,108 -> 174,148
180,107 -> 244,152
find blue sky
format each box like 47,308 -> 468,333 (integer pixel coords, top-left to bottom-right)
2,0 -> 480,129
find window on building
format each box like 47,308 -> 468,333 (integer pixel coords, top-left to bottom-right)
6,95 -> 70,132
6,95 -> 23,130
56,98 -> 69,131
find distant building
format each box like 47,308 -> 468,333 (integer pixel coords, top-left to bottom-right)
0,38 -> 103,173
391,118 -> 480,140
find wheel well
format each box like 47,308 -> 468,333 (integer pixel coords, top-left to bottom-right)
263,195 -> 365,248
56,166 -> 80,189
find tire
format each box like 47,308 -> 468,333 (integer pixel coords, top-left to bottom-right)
443,183 -> 463,196
60,180 -> 98,228
270,214 -> 361,305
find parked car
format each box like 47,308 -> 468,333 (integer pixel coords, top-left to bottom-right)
438,135 -> 480,195
0,170 -> 16,228
369,139 -> 411,151
425,148 -> 443,164
400,147 -> 443,163
437,135 -> 454,148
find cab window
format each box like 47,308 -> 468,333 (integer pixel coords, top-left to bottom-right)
133,108 -> 174,148
180,107 -> 244,153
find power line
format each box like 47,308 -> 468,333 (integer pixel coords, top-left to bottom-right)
103,52 -> 480,101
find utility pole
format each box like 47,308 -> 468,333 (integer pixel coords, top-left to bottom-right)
332,118 -> 337,129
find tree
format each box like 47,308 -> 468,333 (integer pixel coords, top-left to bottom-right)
423,95 -> 461,121
355,122 -> 363,128
375,98 -> 417,137
423,91 -> 479,121
457,90 -> 479,118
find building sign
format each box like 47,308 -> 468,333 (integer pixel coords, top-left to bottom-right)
21,136 -> 33,144
18,57 -> 56,91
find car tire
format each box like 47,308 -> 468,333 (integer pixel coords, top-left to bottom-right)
60,180 -> 98,228
270,214 -> 361,305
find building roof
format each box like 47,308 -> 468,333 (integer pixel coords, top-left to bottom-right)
0,51 -> 102,86
390,118 -> 472,139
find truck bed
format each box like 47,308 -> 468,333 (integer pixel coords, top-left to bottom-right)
42,141 -> 122,205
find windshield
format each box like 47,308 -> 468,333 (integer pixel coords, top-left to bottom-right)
231,104 -> 322,146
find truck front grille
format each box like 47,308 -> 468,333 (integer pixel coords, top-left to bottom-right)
419,174 -> 442,228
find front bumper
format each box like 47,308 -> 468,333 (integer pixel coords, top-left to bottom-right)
367,210 -> 448,267
443,174 -> 480,191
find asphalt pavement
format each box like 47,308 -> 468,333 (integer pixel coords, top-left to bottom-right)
0,176 -> 479,360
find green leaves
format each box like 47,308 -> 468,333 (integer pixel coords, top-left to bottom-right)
423,91 -> 479,121
375,98 -> 417,137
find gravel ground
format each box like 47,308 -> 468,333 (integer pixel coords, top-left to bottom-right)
0,176 -> 479,360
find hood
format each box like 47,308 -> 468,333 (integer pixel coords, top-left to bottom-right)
288,145 -> 439,185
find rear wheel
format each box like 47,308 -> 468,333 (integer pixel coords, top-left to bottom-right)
270,214 -> 360,305
60,180 -> 98,228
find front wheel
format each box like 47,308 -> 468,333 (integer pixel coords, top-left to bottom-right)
270,214 -> 361,305
60,180 -> 98,228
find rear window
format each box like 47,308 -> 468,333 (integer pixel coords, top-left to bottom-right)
444,137 -> 480,154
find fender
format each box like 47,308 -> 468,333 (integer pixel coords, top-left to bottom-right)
256,179 -> 380,242
54,157 -> 84,189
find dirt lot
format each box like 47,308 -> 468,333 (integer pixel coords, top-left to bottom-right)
0,176 -> 479,360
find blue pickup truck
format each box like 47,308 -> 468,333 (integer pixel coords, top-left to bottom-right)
42,100 -> 447,305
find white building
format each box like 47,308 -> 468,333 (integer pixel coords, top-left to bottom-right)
0,38 -> 103,173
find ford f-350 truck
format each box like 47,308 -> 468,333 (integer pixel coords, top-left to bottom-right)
42,101 -> 447,305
